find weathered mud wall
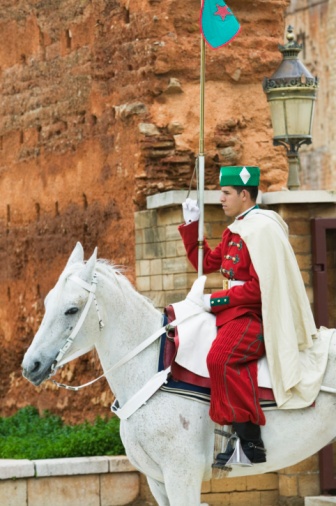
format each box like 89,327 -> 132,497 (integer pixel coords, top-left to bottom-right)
0,0 -> 288,422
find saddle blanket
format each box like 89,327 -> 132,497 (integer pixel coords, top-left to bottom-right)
159,304 -> 277,408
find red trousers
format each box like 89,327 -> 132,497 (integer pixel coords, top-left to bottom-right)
206,315 -> 266,426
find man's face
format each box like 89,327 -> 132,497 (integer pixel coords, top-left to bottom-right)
220,186 -> 248,218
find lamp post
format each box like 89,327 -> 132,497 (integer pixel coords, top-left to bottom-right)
263,26 -> 318,190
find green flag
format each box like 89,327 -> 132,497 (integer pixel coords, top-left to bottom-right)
200,0 -> 240,50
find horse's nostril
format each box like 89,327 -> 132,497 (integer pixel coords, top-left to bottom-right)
32,361 -> 41,373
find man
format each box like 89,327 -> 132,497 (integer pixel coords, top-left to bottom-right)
178,165 -> 318,468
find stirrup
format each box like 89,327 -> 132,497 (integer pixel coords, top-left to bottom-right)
213,433 -> 253,469
226,435 -> 253,467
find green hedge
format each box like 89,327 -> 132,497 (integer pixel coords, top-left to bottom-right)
0,406 -> 125,459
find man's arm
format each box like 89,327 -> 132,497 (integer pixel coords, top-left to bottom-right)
178,220 -> 223,274
209,261 -> 261,312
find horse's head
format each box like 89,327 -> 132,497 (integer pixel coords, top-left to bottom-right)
22,242 -> 99,386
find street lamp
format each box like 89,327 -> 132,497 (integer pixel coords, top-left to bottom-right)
263,26 -> 318,190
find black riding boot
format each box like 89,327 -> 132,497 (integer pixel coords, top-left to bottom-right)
233,421 -> 267,463
213,421 -> 266,467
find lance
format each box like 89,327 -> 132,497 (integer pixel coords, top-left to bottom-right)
197,35 -> 206,278
197,0 -> 241,278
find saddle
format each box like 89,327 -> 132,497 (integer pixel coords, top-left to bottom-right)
163,303 -> 276,407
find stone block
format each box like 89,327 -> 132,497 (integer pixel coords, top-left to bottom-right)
28,475 -> 100,506
301,270 -> 312,286
200,492 -> 230,505
165,290 -> 187,306
165,224 -> 182,241
137,259 -> 150,276
210,222 -> 226,240
138,123 -> 160,136
279,474 -> 298,496
260,490 -> 279,505
150,258 -> 162,275
166,240 -> 177,258
134,210 -> 157,230
172,273 -> 188,290
306,286 -> 314,304
143,291 -> 165,309
305,497 -> 336,505
228,490 -> 261,505
287,219 -> 311,236
143,241 -> 165,259
289,235 -> 311,254
162,274 -> 174,290
176,241 -> 187,256
246,472 -> 278,491
135,229 -> 144,245
205,272 -> 223,290
298,474 -> 320,498
162,257 -> 190,274
0,459 -> 34,479
201,480 -> 211,493
144,227 -> 162,244
136,276 -> 151,292
282,455 -> 319,474
211,476 -> 247,493
135,244 -> 143,261
34,456 -> 109,477
157,207 -> 183,226
283,205 -> 311,220
106,456 -> 136,473
296,254 -> 312,271
0,479 -> 27,506
100,472 -> 139,506
206,206 -> 227,221
150,274 -> 162,291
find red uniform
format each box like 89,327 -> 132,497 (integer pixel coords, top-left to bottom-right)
178,219 -> 266,426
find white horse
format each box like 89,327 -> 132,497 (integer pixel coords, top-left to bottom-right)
22,243 -> 336,506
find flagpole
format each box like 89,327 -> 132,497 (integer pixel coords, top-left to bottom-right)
197,34 -> 206,278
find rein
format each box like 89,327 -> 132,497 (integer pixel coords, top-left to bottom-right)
50,271 -> 199,398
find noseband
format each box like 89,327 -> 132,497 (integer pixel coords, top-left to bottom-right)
51,272 -> 104,373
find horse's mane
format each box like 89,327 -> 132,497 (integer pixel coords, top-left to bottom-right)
49,258 -> 157,312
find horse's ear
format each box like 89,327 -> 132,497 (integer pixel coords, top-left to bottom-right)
80,247 -> 98,283
66,242 -> 84,267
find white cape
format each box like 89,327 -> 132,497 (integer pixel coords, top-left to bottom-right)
228,209 -> 331,409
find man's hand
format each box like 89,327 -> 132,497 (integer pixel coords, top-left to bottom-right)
187,292 -> 211,312
182,198 -> 200,224
186,275 -> 211,312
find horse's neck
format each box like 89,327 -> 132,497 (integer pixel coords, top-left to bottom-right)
94,271 -> 163,404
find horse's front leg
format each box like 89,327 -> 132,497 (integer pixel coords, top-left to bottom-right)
147,477 -> 170,506
163,466 -> 205,506
147,469 -> 206,506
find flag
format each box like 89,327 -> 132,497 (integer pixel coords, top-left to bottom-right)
200,0 -> 240,50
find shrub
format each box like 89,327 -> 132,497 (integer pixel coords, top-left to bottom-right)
0,406 -> 125,459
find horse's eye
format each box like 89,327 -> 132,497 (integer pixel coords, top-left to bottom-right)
65,307 -> 79,315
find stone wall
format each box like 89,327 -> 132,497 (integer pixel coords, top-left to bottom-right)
0,0 -> 291,422
0,455 -> 280,506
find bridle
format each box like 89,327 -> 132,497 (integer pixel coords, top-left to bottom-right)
48,270 -> 200,419
50,272 -> 104,375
